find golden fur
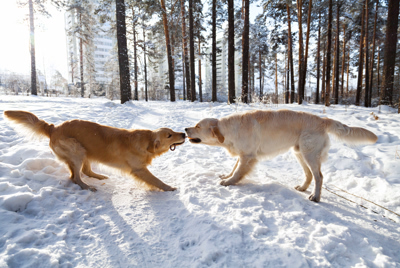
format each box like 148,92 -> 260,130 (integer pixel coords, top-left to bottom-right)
185,109 -> 377,202
4,110 -> 185,192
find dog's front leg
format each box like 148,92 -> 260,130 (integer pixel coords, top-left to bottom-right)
131,167 -> 177,191
219,158 -> 239,180
220,157 -> 257,186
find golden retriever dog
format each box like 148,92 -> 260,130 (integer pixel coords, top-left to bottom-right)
4,111 -> 185,192
185,109 -> 377,202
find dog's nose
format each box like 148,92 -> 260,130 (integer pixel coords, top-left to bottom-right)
181,133 -> 186,138
185,128 -> 188,132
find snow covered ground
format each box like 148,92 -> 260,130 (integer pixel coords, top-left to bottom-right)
0,95 -> 399,268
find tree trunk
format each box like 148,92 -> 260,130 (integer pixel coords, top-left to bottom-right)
296,0 -> 304,104
70,53 -> 75,84
316,11 -> 321,104
133,26 -> 138,100
369,0 -> 378,104
364,0 -> 369,107
28,0 -> 37,95
262,59 -> 265,97
228,0 -> 235,103
260,50 -> 263,98
322,39 -> 326,104
356,1 -> 365,106
249,59 -> 252,102
212,0 -> 217,102
198,35 -> 203,102
334,2 -> 340,104
189,0 -> 196,101
346,51 -> 349,96
252,61 -> 255,101
79,13 -> 84,98
116,0 -> 132,104
332,33 -> 336,100
181,0 -> 190,101
241,0 -> 249,103
285,51 -> 289,103
325,0 -> 333,106
380,0 -> 399,106
275,53 -> 278,104
144,27 -> 148,101
302,0 -> 312,103
340,24 -> 346,99
377,46 -> 380,97
160,0 -> 175,101
286,3 -> 295,104
182,51 -> 185,100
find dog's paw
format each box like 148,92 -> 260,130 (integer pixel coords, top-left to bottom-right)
295,185 -> 307,192
220,180 -> 232,186
308,193 -> 320,202
163,185 -> 177,191
80,184 -> 97,192
96,175 -> 109,180
88,186 -> 97,192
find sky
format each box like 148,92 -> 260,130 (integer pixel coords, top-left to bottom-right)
0,1 -> 68,79
0,0 -> 262,83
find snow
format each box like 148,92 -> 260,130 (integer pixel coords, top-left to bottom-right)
0,95 -> 399,267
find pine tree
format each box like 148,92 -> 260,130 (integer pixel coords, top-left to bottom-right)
241,0 -> 250,103
227,0 -> 235,103
189,0 -> 196,101
364,0 -> 369,107
116,0 -> 132,104
211,0 -> 217,102
160,0 -> 176,101
334,1 -> 340,104
325,0 -> 333,106
19,0 -> 52,95
380,0 -> 399,107
28,0 -> 37,95
181,0 -> 190,101
356,1 -> 366,106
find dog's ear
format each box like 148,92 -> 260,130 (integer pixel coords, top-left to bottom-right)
211,126 -> 224,143
147,139 -> 160,153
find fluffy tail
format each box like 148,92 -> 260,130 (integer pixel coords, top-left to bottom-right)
3,111 -> 54,139
325,118 -> 377,145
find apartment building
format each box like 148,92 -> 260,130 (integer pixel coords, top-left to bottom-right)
64,10 -> 116,96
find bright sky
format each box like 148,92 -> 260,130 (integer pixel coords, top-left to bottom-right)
0,0 -> 68,79
0,0 -> 262,83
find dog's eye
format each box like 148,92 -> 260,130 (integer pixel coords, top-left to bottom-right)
168,134 -> 172,138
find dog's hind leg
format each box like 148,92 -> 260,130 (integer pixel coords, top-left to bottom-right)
51,138 -> 97,192
293,146 -> 313,192
220,157 -> 257,186
82,160 -> 108,180
298,134 -> 327,202
302,154 -> 323,202
219,158 -> 239,180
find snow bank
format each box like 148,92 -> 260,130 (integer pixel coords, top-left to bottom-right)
0,95 -> 399,267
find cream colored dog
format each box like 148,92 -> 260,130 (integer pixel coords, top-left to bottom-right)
185,109 -> 377,202
4,110 -> 185,192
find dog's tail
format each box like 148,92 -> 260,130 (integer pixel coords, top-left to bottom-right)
325,118 -> 377,145
3,110 -> 54,139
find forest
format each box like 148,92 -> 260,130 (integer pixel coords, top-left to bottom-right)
10,0 -> 400,112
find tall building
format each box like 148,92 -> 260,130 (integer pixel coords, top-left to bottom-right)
204,33 -> 242,101
64,10 -> 116,96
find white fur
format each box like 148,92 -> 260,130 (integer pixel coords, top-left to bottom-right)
186,109 -> 377,202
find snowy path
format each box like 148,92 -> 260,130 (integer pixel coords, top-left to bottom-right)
0,96 -> 399,267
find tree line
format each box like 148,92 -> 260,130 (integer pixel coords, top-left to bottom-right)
22,0 -> 399,112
